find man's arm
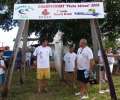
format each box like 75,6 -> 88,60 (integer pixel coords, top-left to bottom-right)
74,56 -> 77,72
62,60 -> 65,73
88,48 -> 94,71
63,55 -> 66,73
90,59 -> 95,71
107,54 -> 120,57
0,65 -> 6,70
0,61 -> 6,70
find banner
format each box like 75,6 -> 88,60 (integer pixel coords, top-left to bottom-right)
13,2 -> 105,20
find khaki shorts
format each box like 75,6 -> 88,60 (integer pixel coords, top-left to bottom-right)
37,68 -> 50,80
64,72 -> 76,81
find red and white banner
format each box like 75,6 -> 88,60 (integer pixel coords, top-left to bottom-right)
13,2 -> 105,20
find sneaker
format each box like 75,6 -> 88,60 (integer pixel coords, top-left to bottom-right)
99,90 -> 105,94
75,92 -> 80,96
80,95 -> 89,100
105,89 -> 109,92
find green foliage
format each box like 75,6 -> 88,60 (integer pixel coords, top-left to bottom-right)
0,0 -> 17,31
104,39 -> 117,49
101,0 -> 120,41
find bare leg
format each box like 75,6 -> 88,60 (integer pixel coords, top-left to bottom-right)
80,82 -> 84,96
109,64 -> 113,74
84,83 -> 88,95
37,80 -> 43,93
42,79 -> 48,92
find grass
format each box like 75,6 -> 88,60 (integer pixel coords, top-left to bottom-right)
7,70 -> 120,100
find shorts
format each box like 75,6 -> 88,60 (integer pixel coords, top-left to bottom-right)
100,66 -> 104,71
37,68 -> 50,80
64,72 -> 76,81
0,74 -> 5,85
77,70 -> 89,83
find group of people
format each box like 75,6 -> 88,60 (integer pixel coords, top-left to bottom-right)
15,48 -> 32,71
33,37 -> 120,99
33,38 -> 94,99
0,38 -> 120,99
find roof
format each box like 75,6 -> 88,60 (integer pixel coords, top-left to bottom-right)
0,47 -> 5,51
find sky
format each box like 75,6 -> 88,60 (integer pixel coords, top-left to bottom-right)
0,27 -> 38,50
0,27 -> 18,50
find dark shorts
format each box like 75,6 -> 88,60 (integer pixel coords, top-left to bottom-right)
0,74 -> 5,85
77,70 -> 89,83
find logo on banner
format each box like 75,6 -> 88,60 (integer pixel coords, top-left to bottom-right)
74,9 -> 99,16
42,9 -> 49,15
15,5 -> 34,18
54,10 -> 72,16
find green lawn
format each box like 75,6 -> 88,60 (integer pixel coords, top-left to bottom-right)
8,70 -> 120,100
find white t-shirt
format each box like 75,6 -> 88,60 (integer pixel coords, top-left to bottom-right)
107,53 -> 115,64
64,52 -> 77,72
25,52 -> 31,61
0,59 -> 5,74
98,50 -> 104,64
33,46 -> 52,68
77,46 -> 93,70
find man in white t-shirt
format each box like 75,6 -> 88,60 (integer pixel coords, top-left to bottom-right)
76,39 -> 94,99
63,46 -> 77,86
33,39 -> 52,93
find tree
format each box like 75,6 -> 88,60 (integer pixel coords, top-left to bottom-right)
1,0 -> 120,47
0,0 -> 17,31
101,0 -> 120,47
0,0 -> 92,47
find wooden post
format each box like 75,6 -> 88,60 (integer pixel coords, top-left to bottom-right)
94,20 -> 117,100
4,21 -> 26,98
90,19 -> 100,83
21,20 -> 29,82
90,19 -> 99,58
